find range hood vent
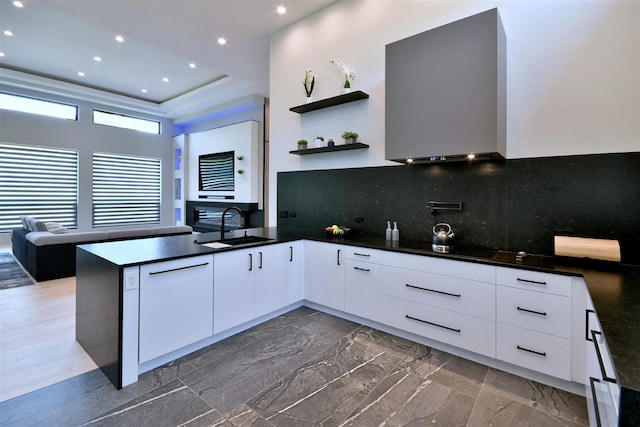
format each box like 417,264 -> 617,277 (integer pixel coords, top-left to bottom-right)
385,8 -> 506,163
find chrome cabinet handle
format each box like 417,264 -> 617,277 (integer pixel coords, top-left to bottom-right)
405,315 -> 460,333
405,283 -> 461,298
149,262 -> 209,276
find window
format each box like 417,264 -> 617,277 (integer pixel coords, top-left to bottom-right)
93,110 -> 161,134
0,92 -> 78,120
92,152 -> 161,226
0,143 -> 78,232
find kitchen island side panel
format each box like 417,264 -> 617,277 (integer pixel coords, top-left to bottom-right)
76,248 -> 123,389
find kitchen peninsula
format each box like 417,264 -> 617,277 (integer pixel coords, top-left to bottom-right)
76,228 -> 640,426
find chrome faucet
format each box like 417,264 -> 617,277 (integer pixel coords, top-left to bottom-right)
220,206 -> 244,239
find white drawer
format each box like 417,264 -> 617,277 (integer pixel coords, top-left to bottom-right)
497,323 -> 571,380
382,295 -> 496,358
496,267 -> 572,297
383,251 -> 495,283
344,247 -> 383,264
382,265 -> 495,321
497,286 -> 571,338
345,259 -> 382,322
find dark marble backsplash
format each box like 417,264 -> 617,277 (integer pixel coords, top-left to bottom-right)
277,152 -> 640,257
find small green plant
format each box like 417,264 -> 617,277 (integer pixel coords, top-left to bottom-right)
297,139 -> 308,149
341,131 -> 359,140
237,169 -> 245,174
236,155 -> 244,161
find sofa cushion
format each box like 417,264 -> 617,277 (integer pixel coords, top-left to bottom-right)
109,228 -> 155,240
154,225 -> 193,235
26,231 -> 110,246
45,222 -> 69,234
20,215 -> 48,232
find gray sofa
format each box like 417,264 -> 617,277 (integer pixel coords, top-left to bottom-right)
11,225 -> 193,282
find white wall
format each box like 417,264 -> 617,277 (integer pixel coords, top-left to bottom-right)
187,121 -> 260,204
268,0 -> 640,225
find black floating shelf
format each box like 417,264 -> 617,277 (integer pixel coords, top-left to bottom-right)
289,90 -> 369,114
290,142 -> 369,155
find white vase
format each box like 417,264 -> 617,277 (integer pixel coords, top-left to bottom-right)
314,138 -> 324,148
342,88 -> 351,94
306,96 -> 313,104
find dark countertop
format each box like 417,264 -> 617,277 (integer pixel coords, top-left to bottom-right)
78,227 -> 640,396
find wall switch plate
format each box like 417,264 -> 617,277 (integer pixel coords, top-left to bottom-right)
289,212 -> 297,218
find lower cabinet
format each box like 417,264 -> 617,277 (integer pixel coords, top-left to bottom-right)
285,241 -> 303,305
585,295 -> 620,427
304,241 -> 345,311
139,255 -> 214,363
214,244 -> 288,334
344,248 -> 383,322
381,295 -> 496,357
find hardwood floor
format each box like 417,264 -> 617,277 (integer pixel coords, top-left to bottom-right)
0,247 -> 97,402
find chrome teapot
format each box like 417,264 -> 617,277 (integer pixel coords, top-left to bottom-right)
432,223 -> 455,253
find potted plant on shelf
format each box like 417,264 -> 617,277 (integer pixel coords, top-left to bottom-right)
314,136 -> 325,148
330,58 -> 356,94
297,139 -> 308,150
341,131 -> 359,144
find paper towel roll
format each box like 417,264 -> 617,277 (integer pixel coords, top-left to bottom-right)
554,236 -> 621,262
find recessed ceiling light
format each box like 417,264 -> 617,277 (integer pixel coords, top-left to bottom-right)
189,63 -> 196,69
217,37 -> 226,45
277,5 -> 286,14
77,71 -> 85,77
94,56 -> 102,62
141,89 -> 147,93
115,35 -> 124,43
162,77 -> 169,82
13,1 -> 24,8
4,30 -> 14,37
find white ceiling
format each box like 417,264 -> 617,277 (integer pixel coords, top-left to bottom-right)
0,0 -> 336,119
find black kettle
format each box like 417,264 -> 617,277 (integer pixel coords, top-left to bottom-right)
432,223 -> 455,253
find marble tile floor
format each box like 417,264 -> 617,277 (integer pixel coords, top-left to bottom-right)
0,307 -> 589,427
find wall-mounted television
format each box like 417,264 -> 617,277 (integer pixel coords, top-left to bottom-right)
199,151 -> 234,191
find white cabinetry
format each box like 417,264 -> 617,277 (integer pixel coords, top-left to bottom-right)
344,248 -> 383,322
304,241 -> 345,311
381,251 -> 497,357
139,255 -> 214,363
286,241 -> 304,305
496,267 -> 573,381
585,295 -> 620,427
254,244 -> 288,318
214,244 -> 288,334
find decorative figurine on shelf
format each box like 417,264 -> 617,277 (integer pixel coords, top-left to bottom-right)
341,131 -> 359,144
304,69 -> 315,103
314,136 -> 325,148
297,139 -> 308,150
327,139 -> 335,147
330,58 -> 356,93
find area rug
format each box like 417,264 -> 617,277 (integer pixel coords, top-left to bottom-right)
0,252 -> 35,290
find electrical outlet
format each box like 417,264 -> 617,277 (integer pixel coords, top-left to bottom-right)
289,212 -> 297,218
125,273 -> 137,290
279,210 -> 289,218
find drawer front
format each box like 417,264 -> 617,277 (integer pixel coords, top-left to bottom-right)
383,251 -> 495,283
382,295 -> 496,358
344,247 -> 383,264
497,323 -> 571,380
496,267 -> 572,297
497,286 -> 571,338
383,265 -> 495,320
345,259 -> 382,322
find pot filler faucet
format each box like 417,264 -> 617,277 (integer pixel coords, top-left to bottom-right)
220,206 -> 245,239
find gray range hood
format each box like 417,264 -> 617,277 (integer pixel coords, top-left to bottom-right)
385,8 -> 506,163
